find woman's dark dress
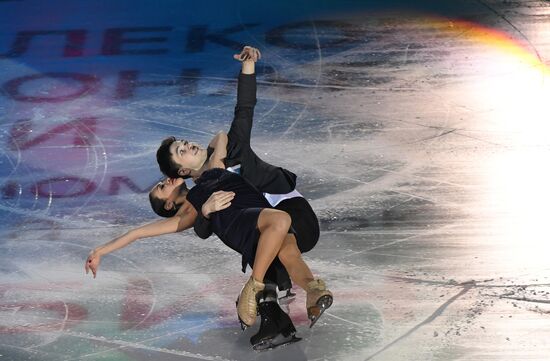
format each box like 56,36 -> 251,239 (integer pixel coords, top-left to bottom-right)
186,167 -> 273,272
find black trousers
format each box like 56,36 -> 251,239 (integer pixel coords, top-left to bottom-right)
262,197 -> 320,290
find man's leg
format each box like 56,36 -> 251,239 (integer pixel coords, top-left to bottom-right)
250,283 -> 301,350
263,258 -> 293,300
275,197 -> 320,253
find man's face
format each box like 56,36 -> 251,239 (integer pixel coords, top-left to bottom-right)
169,139 -> 206,175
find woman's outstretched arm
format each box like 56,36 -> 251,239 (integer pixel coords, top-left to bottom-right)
85,200 -> 197,278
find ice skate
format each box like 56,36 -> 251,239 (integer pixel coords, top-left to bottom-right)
306,278 -> 333,328
250,288 -> 301,351
237,276 -> 265,329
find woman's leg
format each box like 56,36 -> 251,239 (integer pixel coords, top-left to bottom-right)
240,208 -> 332,328
276,234 -> 314,290
237,208 -> 292,328
277,233 -> 333,328
251,208 -> 292,282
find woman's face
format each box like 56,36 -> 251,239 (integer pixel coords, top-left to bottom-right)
150,177 -> 185,202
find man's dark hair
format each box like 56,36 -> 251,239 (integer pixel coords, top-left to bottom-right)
156,136 -> 182,179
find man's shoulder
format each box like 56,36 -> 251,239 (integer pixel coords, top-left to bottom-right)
225,134 -> 250,161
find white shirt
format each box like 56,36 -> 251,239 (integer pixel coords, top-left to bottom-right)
226,164 -> 303,207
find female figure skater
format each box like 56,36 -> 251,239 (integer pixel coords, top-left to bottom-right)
86,166 -> 332,332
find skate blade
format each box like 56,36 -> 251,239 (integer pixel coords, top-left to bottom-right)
252,335 -> 302,351
238,316 -> 249,331
308,295 -> 333,328
278,291 -> 296,305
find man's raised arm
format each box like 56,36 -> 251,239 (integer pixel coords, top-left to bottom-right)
227,46 -> 261,145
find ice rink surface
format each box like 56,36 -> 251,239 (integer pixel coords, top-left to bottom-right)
1,0 -> 549,360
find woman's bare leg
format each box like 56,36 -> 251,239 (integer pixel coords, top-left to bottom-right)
237,208 -> 292,328
251,208 -> 292,282
277,233 -> 333,328
276,234 -> 314,290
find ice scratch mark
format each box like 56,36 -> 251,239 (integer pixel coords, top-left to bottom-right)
492,295 -> 550,305
234,0 -> 295,116
336,223 -> 460,261
476,0 -> 543,63
324,312 -> 365,328
177,72 -> 415,91
0,343 -> 56,358
400,128 -> 457,146
281,18 -> 323,138
364,284 -> 473,361
62,326 -> 237,361
364,251 -> 435,261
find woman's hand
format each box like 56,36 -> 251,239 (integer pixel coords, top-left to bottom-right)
85,250 -> 101,278
201,191 -> 235,218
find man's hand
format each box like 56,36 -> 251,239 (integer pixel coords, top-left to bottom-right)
202,191 -> 235,218
233,46 -> 261,62
85,251 -> 101,278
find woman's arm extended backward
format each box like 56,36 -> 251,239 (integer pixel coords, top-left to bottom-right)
85,200 -> 197,278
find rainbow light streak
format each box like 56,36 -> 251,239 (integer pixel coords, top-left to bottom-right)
431,17 -> 549,77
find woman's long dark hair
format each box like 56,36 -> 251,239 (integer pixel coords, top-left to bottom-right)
148,182 -> 189,218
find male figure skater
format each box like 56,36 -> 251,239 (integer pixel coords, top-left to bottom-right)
156,46 -> 320,303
